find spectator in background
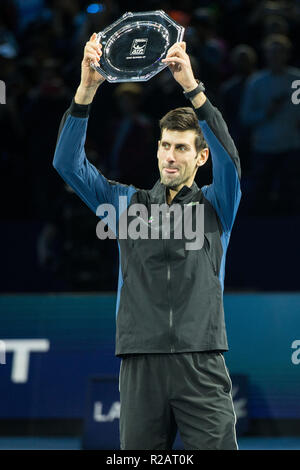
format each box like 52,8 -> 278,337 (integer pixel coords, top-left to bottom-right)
50,0 -> 86,58
189,7 -> 228,102
219,45 -> 257,174
263,14 -> 290,36
240,34 -> 300,214
102,83 -> 157,189
249,0 -> 297,30
0,0 -> 299,294
247,0 -> 300,62
76,0 -> 118,51
0,31 -> 28,218
12,0 -> 49,34
23,58 -> 72,219
36,179 -> 118,292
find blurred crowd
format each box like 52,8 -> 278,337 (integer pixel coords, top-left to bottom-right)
1,0 -> 300,291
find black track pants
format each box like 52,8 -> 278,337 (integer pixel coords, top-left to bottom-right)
119,351 -> 238,450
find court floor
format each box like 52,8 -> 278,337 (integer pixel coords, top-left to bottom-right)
0,436 -> 299,450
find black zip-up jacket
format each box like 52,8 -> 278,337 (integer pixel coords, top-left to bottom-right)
53,97 -> 241,356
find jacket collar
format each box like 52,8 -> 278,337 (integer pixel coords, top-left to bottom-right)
149,179 -> 200,204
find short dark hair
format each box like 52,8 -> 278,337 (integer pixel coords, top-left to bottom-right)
159,107 -> 207,153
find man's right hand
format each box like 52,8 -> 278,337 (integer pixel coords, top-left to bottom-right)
75,33 -> 106,104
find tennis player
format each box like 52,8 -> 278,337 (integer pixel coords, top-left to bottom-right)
53,34 -> 241,450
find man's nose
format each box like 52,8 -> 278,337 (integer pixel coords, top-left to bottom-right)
166,149 -> 176,162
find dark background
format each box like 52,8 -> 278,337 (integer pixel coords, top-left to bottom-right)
1,0 -> 300,294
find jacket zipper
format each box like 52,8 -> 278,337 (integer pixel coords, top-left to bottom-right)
167,264 -> 173,324
164,200 -> 174,353
166,254 -> 174,353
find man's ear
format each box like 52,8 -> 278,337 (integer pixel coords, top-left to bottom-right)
196,148 -> 209,167
157,140 -> 160,158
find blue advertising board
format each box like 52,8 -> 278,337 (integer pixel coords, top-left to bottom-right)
0,293 -> 299,440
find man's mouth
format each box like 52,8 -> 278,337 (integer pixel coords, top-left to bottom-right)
164,167 -> 179,174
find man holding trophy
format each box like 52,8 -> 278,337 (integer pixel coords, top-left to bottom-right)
53,22 -> 241,450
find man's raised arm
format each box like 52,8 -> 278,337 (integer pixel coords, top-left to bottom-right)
163,42 -> 242,233
53,33 -> 136,223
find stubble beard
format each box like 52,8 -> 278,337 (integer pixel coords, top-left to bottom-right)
160,168 -> 189,190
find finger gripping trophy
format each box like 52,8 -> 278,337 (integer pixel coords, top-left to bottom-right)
91,10 -> 185,82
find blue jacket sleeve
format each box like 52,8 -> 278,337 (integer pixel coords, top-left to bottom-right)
53,99 -> 137,233
194,98 -> 242,233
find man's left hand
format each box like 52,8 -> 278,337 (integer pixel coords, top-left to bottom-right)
162,42 -> 198,92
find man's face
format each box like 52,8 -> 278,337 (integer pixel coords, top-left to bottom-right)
157,128 -> 207,190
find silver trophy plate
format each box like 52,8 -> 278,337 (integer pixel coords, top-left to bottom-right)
91,10 -> 185,82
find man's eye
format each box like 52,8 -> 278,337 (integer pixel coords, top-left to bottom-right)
178,146 -> 186,151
